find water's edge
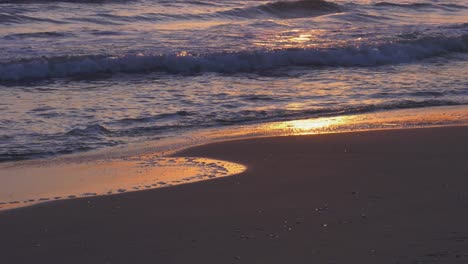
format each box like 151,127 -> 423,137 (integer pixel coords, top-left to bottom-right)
0,105 -> 466,211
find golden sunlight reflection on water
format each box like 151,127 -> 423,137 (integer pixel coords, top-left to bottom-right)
193,106 -> 468,141
264,106 -> 468,136
272,116 -> 352,135
2,106 -> 466,211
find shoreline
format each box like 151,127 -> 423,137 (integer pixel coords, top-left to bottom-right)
3,104 -> 467,164
66,104 -> 468,162
1,125 -> 468,263
1,124 -> 467,213
0,105 -> 467,211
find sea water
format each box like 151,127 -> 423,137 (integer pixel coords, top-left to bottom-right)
0,0 -> 467,162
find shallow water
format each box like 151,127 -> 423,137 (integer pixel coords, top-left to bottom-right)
0,0 -> 467,161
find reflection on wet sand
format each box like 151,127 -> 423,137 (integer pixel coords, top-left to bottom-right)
1,105 -> 466,211
0,156 -> 245,211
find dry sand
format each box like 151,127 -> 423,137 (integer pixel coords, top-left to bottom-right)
1,126 -> 468,264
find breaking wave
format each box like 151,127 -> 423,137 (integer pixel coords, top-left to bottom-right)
1,34 -> 467,82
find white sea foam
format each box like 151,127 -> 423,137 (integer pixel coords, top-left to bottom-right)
1,34 -> 466,82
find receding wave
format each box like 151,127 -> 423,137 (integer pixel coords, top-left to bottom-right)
0,99 -> 465,162
210,100 -> 467,125
219,0 -> 341,19
1,34 -> 467,82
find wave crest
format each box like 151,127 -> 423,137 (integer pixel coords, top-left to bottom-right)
1,34 -> 467,82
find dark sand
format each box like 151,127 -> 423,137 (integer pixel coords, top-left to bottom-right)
1,126 -> 468,264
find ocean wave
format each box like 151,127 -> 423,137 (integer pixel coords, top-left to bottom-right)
1,34 -> 467,82
374,2 -> 432,8
0,0 -> 131,3
183,0 -> 218,6
4,31 -> 70,39
115,111 -> 193,125
211,100 -> 467,125
92,12 -> 201,23
0,12 -> 63,24
0,135 -> 12,141
218,0 -> 341,19
0,0 -> 221,6
374,89 -> 468,98
87,100 -> 468,131
65,124 -> 112,137
94,0 -> 343,22
373,2 -> 467,10
440,3 -> 468,9
75,0 -> 340,25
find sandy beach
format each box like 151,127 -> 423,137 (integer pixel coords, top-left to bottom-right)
0,125 -> 467,263
1,0 -> 467,262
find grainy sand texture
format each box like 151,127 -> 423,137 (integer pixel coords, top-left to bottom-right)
1,126 -> 468,264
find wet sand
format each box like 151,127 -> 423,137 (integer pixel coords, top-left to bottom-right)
0,156 -> 244,211
1,126 -> 468,264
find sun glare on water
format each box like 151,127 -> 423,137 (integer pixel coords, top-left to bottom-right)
269,116 -> 353,135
